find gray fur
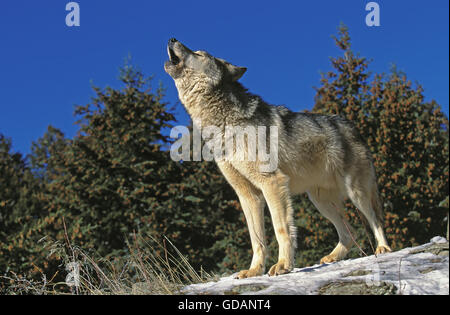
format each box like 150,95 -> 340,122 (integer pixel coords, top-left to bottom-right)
164,39 -> 391,278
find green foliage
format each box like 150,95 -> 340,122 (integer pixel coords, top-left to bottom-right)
0,135 -> 49,277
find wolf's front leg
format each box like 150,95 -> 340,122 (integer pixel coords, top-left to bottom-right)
261,172 -> 296,276
217,162 -> 267,279
236,191 -> 266,279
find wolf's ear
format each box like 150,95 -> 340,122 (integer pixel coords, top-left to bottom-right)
217,58 -> 247,81
228,65 -> 247,81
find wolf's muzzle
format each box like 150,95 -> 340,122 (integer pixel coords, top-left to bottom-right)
167,38 -> 180,65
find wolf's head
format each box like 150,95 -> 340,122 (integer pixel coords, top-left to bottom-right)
164,38 -> 247,88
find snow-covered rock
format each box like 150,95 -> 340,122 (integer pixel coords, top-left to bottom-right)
183,237 -> 449,295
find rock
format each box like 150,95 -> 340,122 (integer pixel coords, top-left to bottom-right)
343,269 -> 371,277
224,284 -> 270,295
409,241 -> 449,256
318,280 -> 397,295
183,237 -> 449,295
431,236 -> 448,244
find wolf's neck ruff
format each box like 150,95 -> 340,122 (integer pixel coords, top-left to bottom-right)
177,75 -> 260,127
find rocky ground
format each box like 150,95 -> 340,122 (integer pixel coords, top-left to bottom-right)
183,236 -> 449,295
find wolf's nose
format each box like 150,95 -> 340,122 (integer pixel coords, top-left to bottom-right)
169,38 -> 177,43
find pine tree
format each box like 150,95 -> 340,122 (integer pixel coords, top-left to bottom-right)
0,135 -> 48,278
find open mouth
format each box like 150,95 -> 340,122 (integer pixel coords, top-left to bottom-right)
168,46 -> 180,65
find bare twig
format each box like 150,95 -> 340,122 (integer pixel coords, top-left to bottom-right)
342,218 -> 368,257
355,209 -> 377,256
331,202 -> 368,257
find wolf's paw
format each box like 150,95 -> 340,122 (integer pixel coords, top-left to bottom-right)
375,245 -> 392,255
320,254 -> 339,264
268,260 -> 292,276
235,268 -> 264,279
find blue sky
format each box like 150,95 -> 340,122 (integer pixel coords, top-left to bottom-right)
0,0 -> 448,154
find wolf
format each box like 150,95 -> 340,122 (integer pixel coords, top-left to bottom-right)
164,38 -> 392,278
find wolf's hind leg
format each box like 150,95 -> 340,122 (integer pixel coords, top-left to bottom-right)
307,189 -> 354,264
217,162 -> 266,279
345,178 -> 392,255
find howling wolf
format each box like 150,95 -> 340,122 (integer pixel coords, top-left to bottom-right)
164,38 -> 391,278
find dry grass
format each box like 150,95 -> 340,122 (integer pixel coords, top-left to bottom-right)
2,233 -> 214,295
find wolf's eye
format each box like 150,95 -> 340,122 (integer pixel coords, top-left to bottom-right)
195,51 -> 208,57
